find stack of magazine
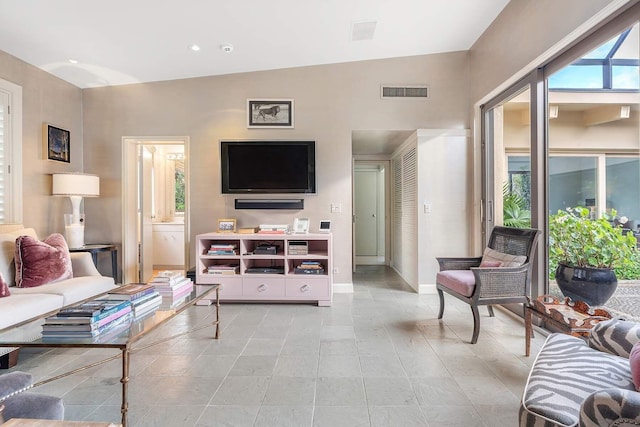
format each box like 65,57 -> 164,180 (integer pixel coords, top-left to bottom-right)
42,299 -> 132,340
150,271 -> 194,308
106,283 -> 162,318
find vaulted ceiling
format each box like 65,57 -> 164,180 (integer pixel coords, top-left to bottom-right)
0,0 -> 509,89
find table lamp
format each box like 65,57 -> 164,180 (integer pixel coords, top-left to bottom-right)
52,173 -> 100,248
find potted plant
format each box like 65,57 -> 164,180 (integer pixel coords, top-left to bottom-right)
549,206 -> 637,306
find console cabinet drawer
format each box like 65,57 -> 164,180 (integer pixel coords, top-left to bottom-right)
285,278 -> 330,298
242,277 -> 286,297
219,278 -> 243,297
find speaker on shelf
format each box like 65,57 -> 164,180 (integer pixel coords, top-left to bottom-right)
235,199 -> 304,210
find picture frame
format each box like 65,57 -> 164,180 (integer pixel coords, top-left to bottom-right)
292,217 -> 310,234
318,220 -> 331,233
247,99 -> 294,128
43,123 -> 70,163
217,218 -> 237,233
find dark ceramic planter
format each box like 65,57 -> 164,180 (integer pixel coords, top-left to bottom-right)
555,263 -> 618,306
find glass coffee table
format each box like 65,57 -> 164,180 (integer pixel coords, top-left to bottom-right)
0,284 -> 220,427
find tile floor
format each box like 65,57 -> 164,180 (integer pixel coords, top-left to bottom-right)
10,266 -> 548,426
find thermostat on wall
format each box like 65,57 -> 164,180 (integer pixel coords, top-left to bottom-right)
318,220 -> 331,233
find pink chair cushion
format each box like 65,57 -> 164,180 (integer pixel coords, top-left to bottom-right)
437,270 -> 476,297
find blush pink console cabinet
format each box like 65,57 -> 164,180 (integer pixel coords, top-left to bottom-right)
195,232 -> 333,306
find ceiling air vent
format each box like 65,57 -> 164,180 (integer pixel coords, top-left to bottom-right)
381,85 -> 429,99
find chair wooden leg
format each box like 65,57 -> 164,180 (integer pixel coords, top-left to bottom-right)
487,305 -> 495,317
437,289 -> 445,319
470,304 -> 480,344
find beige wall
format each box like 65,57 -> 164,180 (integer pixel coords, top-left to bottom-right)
0,50 -> 83,237
82,52 -> 469,283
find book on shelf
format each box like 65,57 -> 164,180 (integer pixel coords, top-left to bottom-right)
258,224 -> 288,234
297,261 -> 324,269
207,243 -> 237,255
207,264 -> 239,275
106,283 -> 156,301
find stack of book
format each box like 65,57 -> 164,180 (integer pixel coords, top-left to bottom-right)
106,283 -> 162,318
207,243 -> 237,255
150,271 -> 194,308
42,299 -> 132,339
207,264 -> 240,275
258,224 -> 289,234
294,261 -> 325,275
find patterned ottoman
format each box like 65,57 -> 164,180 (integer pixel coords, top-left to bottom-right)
520,318 -> 640,427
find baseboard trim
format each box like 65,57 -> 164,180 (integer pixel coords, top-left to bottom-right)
419,283 -> 437,294
333,282 -> 353,293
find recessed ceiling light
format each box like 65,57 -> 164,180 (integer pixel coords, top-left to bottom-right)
220,44 -> 234,53
189,44 -> 201,52
68,59 -> 78,64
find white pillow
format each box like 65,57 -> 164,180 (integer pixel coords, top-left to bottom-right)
481,247 -> 526,267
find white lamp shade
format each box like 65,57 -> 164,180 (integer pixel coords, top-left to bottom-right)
52,173 -> 100,197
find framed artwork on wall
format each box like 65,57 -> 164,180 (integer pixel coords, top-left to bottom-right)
43,123 -> 70,163
247,99 -> 294,128
217,218 -> 237,233
292,217 -> 310,234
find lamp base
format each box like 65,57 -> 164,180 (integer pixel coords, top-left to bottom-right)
64,213 -> 85,248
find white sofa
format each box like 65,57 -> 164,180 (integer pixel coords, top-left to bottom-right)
0,224 -> 116,362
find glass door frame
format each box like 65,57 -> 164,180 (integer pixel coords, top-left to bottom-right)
480,70 -> 548,298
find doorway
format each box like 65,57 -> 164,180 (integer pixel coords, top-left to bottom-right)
122,137 -> 190,284
353,161 -> 388,267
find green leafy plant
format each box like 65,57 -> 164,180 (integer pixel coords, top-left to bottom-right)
503,183 -> 531,228
549,206 -> 637,272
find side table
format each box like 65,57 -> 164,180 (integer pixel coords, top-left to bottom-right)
69,244 -> 117,282
525,295 -> 612,356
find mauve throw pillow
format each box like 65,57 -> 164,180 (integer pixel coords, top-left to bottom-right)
479,260 -> 503,268
14,233 -> 72,288
630,341 -> 640,391
0,273 -> 10,297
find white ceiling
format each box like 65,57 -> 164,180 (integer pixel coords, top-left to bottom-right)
0,0 -> 509,89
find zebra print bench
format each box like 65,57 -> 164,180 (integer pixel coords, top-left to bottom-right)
520,318 -> 640,427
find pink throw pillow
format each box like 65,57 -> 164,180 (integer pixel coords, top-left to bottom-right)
15,233 -> 73,288
0,273 -> 10,297
630,341 -> 640,392
480,261 -> 503,268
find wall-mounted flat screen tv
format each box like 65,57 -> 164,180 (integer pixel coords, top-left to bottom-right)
221,140 -> 316,194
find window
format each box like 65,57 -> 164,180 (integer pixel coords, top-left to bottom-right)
548,25 -> 639,91
0,78 -> 22,223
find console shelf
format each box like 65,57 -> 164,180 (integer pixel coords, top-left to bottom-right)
195,232 -> 333,306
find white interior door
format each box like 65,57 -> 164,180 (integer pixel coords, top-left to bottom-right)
139,146 -> 154,282
354,169 -> 378,256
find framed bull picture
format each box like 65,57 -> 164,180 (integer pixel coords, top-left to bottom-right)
247,99 -> 294,128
